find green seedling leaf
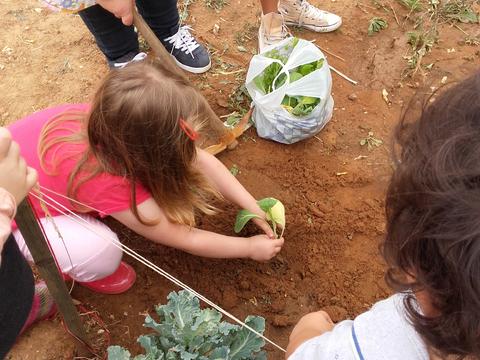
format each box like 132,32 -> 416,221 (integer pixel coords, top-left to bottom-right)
234,209 -> 262,233
256,198 -> 278,212
266,200 -> 285,229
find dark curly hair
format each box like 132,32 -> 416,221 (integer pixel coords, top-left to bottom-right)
383,72 -> 480,358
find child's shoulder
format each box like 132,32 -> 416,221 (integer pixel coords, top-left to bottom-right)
353,293 -> 429,360
291,294 -> 429,360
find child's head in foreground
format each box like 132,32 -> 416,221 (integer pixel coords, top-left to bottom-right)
384,71 -> 480,357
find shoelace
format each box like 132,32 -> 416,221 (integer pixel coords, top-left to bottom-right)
264,14 -> 290,44
298,0 -> 330,23
164,26 -> 200,58
267,22 -> 290,42
114,52 -> 148,69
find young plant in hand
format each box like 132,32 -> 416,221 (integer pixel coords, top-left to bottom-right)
234,198 -> 285,239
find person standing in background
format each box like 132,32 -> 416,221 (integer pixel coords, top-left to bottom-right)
44,0 -> 212,73
258,0 -> 342,51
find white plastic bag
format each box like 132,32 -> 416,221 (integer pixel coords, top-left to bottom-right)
246,37 -> 334,144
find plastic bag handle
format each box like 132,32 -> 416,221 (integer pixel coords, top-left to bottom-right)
270,59 -> 290,93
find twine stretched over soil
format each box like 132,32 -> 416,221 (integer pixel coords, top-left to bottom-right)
29,187 -> 287,353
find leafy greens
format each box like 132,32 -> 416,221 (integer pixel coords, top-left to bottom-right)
253,38 -> 324,117
108,291 -> 267,360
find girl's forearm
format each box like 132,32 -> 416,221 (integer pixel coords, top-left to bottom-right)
196,149 -> 261,213
180,227 -> 252,258
113,200 -> 252,259
147,224 -> 252,259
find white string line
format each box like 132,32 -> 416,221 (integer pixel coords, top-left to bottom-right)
29,190 -> 287,353
39,185 -> 108,216
36,193 -> 77,293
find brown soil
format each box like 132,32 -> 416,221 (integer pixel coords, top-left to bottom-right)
2,0 -> 479,359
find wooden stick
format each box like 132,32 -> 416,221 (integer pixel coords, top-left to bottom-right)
132,9 -> 239,149
14,200 -> 92,357
329,65 -> 359,85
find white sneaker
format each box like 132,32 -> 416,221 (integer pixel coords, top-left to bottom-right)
279,0 -> 342,33
258,12 -> 290,53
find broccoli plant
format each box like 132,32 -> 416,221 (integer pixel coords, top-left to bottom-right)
108,291 -> 267,360
234,198 -> 285,239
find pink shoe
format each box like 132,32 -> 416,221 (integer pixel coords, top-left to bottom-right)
78,262 -> 136,294
21,281 -> 57,334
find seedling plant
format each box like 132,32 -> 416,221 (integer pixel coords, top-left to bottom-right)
360,132 -> 383,151
234,198 -> 285,239
368,17 -> 388,35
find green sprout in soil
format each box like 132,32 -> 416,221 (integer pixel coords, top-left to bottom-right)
396,0 -> 422,12
234,198 -> 285,239
360,132 -> 383,151
230,164 -> 240,177
205,0 -> 228,10
440,0 -> 478,24
405,29 -> 437,71
229,84 -> 251,114
368,17 -> 388,36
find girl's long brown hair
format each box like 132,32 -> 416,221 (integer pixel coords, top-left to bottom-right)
39,60 -> 219,226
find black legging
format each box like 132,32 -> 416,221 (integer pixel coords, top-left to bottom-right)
0,235 -> 34,358
79,0 -> 180,61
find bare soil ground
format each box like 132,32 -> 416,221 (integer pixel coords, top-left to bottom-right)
1,0 -> 479,358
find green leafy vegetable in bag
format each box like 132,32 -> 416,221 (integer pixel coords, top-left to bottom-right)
253,39 -> 324,117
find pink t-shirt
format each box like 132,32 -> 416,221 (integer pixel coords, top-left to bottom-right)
9,103 -> 151,219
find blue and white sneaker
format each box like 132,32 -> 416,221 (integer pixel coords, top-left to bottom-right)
109,52 -> 147,69
162,26 -> 211,74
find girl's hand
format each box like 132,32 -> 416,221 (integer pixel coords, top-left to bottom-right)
97,0 -> 134,26
286,311 -> 334,358
0,128 -> 38,204
247,234 -> 284,261
253,217 -> 275,238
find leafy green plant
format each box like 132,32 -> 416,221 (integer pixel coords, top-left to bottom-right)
235,198 -> 285,238
108,291 -> 267,360
440,1 -> 478,23
396,0 -> 422,12
205,0 -> 228,10
405,29 -> 437,70
253,38 -> 324,117
368,17 -> 388,35
360,132 -> 383,150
